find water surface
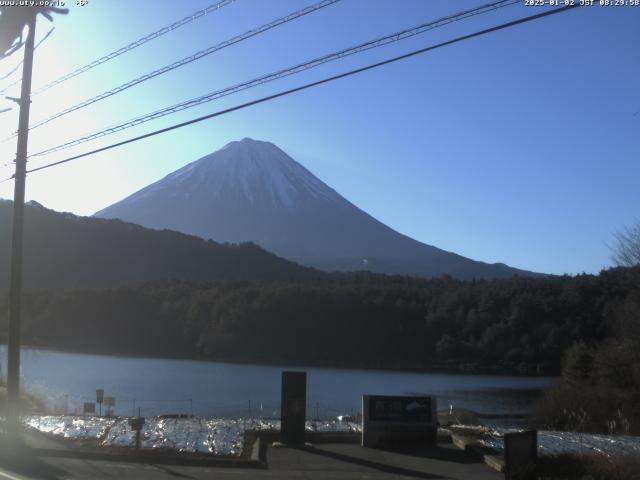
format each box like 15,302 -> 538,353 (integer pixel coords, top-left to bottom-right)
0,346 -> 553,418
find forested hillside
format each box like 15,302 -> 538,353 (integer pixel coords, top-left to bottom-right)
0,200 -> 320,290
2,266 -> 637,374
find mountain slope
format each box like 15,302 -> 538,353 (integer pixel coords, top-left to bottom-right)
0,200 -> 319,290
96,138 -> 539,279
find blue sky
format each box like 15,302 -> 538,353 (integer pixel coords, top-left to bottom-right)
0,0 -> 638,275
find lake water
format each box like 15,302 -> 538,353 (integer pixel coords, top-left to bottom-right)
0,346 -> 553,418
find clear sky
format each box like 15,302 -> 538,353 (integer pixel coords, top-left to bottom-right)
0,0 -> 638,275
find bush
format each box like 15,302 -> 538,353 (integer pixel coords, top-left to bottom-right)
537,453 -> 640,480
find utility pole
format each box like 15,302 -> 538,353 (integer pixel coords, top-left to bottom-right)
6,15 -> 36,439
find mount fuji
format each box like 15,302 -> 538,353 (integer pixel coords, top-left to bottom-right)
95,138 -> 537,279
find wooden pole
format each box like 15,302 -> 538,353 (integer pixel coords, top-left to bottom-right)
7,15 -> 37,438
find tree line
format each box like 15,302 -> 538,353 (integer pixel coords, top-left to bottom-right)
1,266 -> 637,376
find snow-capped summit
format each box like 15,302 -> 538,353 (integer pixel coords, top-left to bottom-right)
154,138 -> 337,209
95,138 -> 536,279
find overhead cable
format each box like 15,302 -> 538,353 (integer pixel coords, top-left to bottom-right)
28,0 -> 519,158
25,0 -> 341,132
0,27 -> 55,95
14,3 -> 581,179
30,0 -> 236,95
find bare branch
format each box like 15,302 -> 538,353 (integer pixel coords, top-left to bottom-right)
611,222 -> 640,267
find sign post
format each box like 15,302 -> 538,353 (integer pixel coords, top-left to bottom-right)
281,371 -> 306,445
128,417 -> 145,452
96,389 -> 104,417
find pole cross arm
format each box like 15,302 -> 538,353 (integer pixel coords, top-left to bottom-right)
5,96 -> 30,106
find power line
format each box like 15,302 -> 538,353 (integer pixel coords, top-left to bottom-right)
25,0 -> 341,133
28,0 -> 519,159
29,0 -> 236,96
0,28 -> 54,82
13,3 -> 580,180
0,27 -> 55,94
0,72 -> 21,95
0,27 -> 55,168
0,63 -> 22,84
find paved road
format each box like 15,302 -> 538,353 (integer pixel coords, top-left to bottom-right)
264,443 -> 502,479
0,432 -> 501,479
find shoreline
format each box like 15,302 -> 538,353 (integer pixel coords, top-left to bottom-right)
0,342 -> 557,379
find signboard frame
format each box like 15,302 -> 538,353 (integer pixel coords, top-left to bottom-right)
362,394 -> 437,448
367,395 -> 434,423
